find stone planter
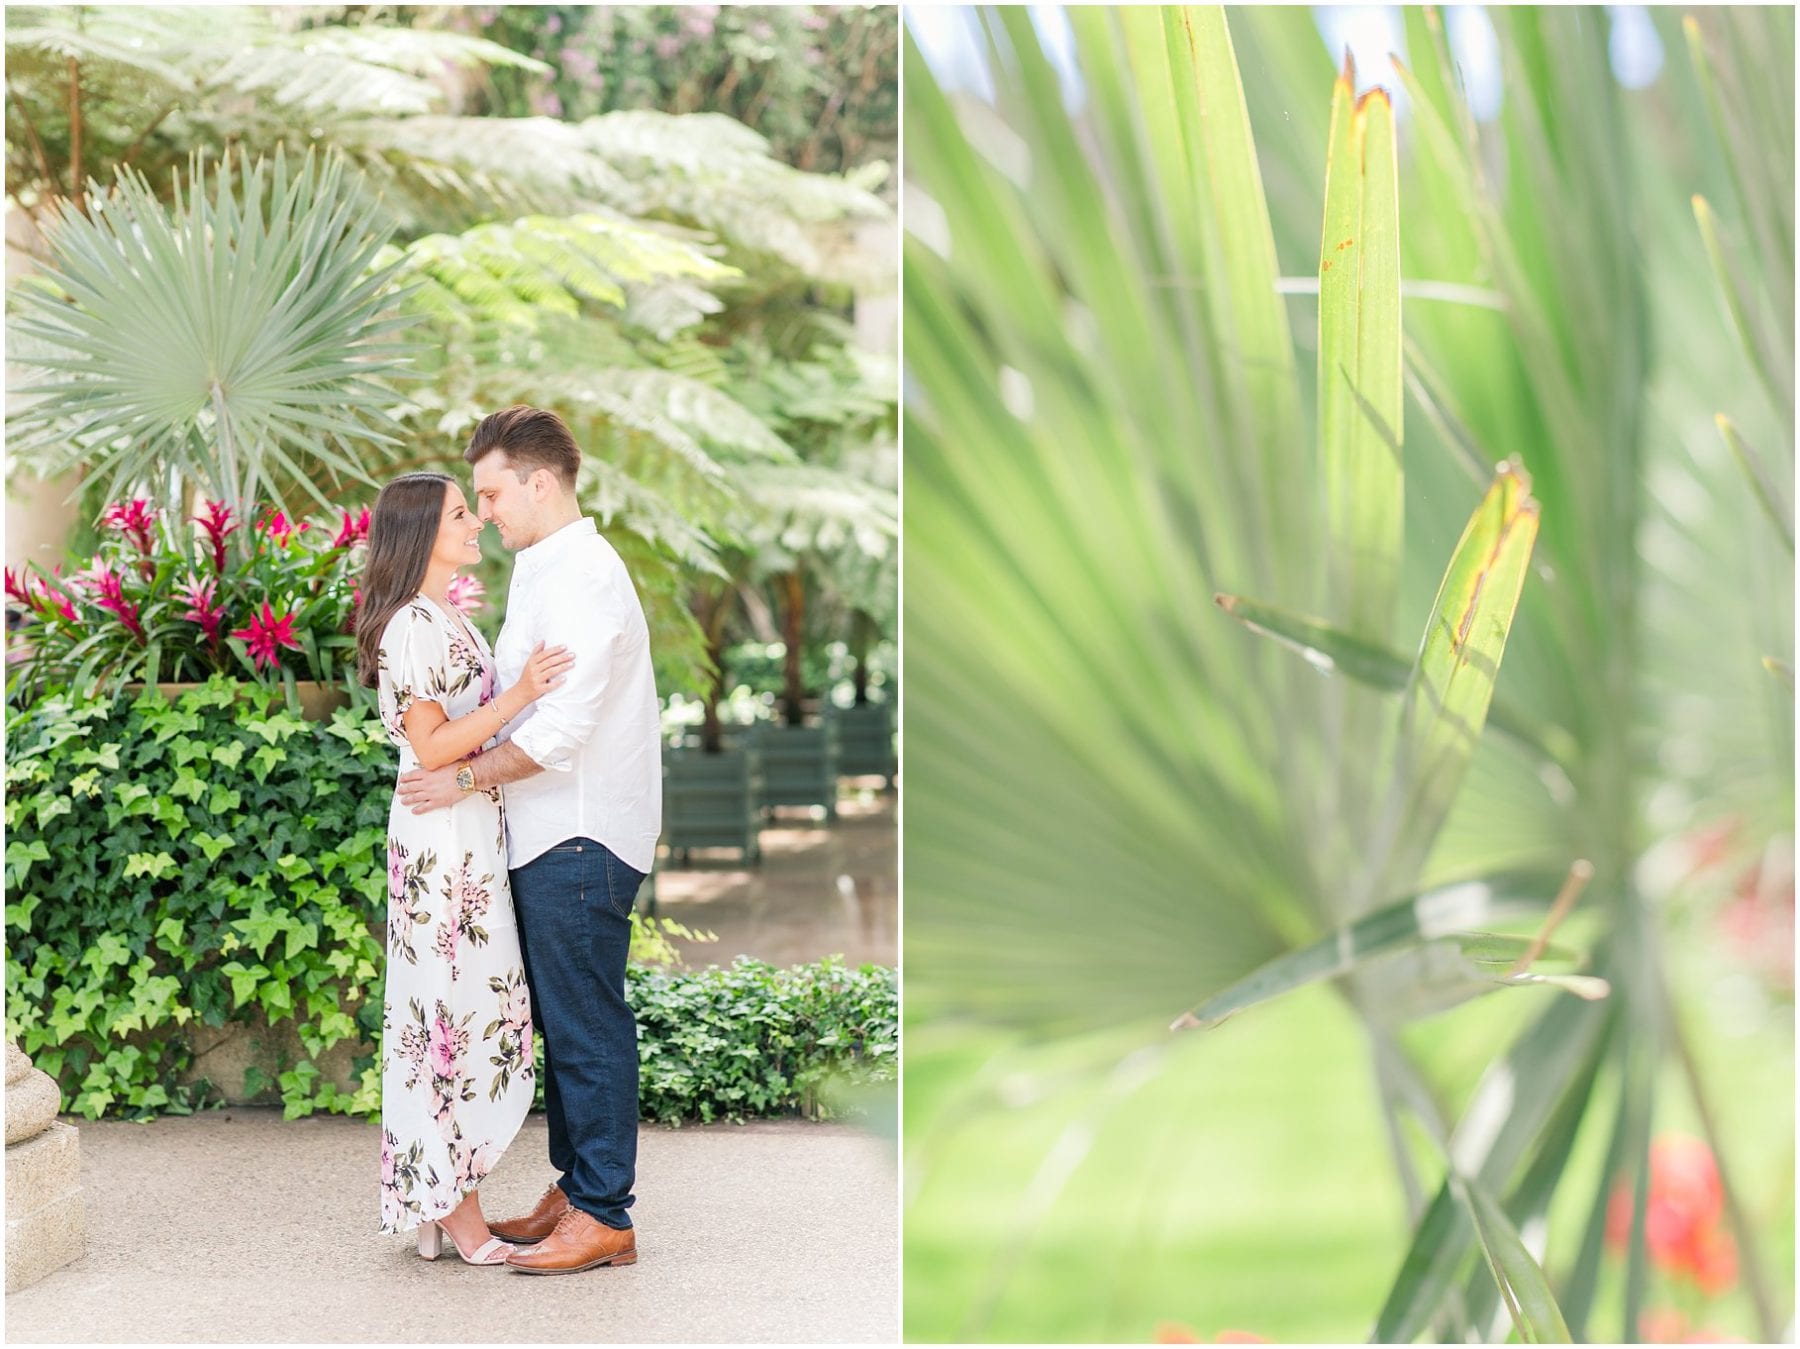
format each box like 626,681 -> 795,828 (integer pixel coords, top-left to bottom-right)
125,679 -> 351,722
753,722 -> 840,822
828,701 -> 896,787
663,742 -> 765,864
6,1041 -> 84,1293
177,1010 -> 369,1104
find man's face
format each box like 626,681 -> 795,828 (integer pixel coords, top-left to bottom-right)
472,450 -> 542,551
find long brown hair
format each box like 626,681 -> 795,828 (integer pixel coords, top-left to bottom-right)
356,472 -> 455,689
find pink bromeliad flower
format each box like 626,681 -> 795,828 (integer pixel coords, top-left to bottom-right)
101,499 -> 159,563
255,508 -> 310,547
6,568 -> 76,623
176,574 -> 226,645
84,562 -> 146,640
194,501 -> 238,572
446,572 -> 485,616
332,506 -> 371,549
229,601 -> 302,671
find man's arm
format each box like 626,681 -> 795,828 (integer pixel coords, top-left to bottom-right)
474,740 -> 543,790
395,741 -> 545,814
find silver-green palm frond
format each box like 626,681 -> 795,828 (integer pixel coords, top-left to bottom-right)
7,146 -> 419,520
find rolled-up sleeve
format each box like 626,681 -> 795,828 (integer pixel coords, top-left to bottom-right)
509,581 -> 623,772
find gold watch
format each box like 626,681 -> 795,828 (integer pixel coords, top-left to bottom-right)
455,764 -> 476,793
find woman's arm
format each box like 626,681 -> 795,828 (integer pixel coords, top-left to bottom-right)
399,641 -> 572,771
400,684 -> 531,771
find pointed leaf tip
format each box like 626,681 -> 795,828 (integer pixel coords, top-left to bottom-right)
1356,86 -> 1394,116
1339,47 -> 1357,88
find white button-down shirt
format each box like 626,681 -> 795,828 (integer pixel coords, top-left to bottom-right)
492,517 -> 662,873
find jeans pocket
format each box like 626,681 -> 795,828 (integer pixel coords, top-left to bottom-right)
602,856 -> 644,920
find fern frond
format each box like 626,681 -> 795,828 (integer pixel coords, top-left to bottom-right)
572,110 -> 895,285
731,461 -> 898,558
382,213 -> 737,342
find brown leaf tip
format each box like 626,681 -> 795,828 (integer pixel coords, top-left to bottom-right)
1355,86 -> 1394,115
1214,593 -> 1238,612
1338,47 -> 1357,90
1170,1011 -> 1202,1032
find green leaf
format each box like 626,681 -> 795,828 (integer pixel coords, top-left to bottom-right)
1376,461 -> 1541,889
283,921 -> 320,962
1171,875 -> 1564,1030
1448,1171 -> 1572,1343
1214,591 -> 1574,766
1319,56 -> 1403,645
191,832 -> 236,863
249,745 -> 287,782
123,851 -> 178,880
1713,412 -> 1793,552
1373,995 -> 1609,1341
5,839 -> 52,881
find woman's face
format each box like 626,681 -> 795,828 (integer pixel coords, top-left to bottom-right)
430,482 -> 484,572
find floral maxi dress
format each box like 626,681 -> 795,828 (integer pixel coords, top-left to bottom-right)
376,596 -> 533,1233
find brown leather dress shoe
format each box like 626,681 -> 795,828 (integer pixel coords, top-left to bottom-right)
488,1184 -> 570,1244
504,1207 -> 637,1275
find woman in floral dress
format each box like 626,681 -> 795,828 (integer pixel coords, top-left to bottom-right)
355,472 -> 573,1265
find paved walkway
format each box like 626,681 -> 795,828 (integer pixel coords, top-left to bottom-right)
7,1111 -> 898,1344
651,784 -> 896,969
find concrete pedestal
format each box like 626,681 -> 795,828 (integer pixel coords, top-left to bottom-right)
5,1041 -> 85,1292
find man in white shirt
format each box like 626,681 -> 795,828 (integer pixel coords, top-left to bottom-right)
397,405 -> 660,1274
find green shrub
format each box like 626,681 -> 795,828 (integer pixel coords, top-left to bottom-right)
4,678 -> 393,1118
631,957 -> 898,1124
4,679 -> 897,1123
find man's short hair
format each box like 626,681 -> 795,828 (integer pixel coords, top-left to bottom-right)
463,405 -> 580,489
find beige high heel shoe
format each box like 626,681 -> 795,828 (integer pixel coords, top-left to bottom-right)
417,1218 -> 516,1265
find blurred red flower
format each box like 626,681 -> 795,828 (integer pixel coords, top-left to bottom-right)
1606,1134 -> 1738,1296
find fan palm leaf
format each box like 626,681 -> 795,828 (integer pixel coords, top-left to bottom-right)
7,146 -> 418,521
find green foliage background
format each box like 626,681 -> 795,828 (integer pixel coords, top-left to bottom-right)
3,681 -> 897,1124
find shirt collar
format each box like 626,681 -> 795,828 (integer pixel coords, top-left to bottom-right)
514,516 -> 595,578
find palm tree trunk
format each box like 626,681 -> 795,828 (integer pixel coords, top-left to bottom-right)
695,583 -> 737,753
850,608 -> 873,704
780,569 -> 806,725
65,55 -> 84,214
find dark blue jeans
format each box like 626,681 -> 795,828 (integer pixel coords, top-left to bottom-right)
510,837 -> 643,1230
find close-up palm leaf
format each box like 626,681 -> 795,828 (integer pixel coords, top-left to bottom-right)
903,6 -> 1792,1342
